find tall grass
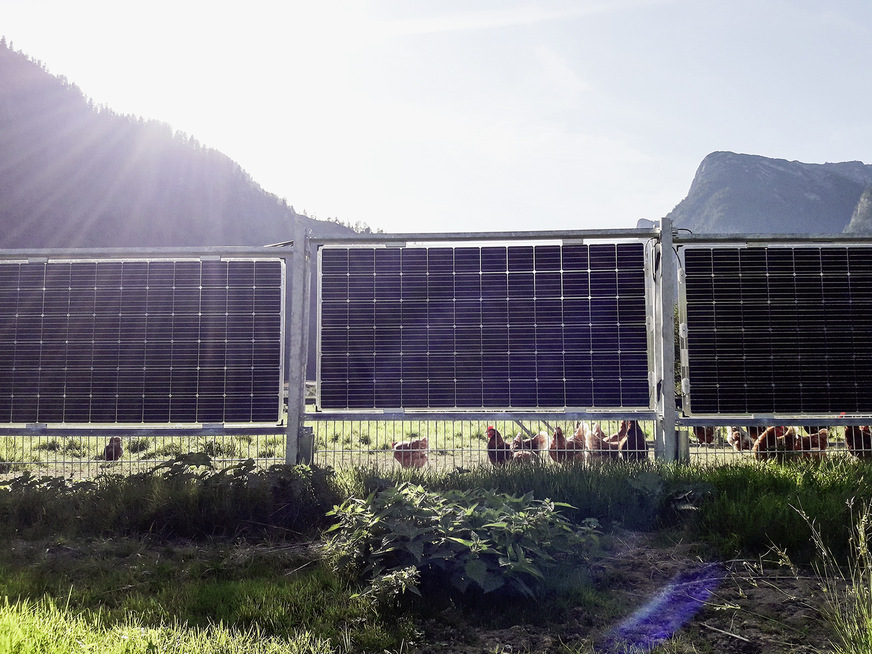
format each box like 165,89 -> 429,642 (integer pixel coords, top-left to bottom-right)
0,457 -> 341,541
4,454 -> 871,562
803,500 -> 872,654
685,457 -> 872,562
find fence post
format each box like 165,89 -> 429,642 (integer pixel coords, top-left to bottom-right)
655,217 -> 679,461
284,219 -> 309,464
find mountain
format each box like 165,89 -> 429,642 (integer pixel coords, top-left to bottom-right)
0,39 -> 354,247
666,151 -> 872,234
0,39 -> 362,379
844,186 -> 872,234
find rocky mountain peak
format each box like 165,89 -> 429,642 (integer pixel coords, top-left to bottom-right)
668,151 -> 872,234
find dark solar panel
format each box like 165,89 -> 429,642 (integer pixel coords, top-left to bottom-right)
0,259 -> 284,424
318,243 -> 650,410
682,246 -> 872,414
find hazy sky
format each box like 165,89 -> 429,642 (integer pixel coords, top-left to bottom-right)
3,0 -> 871,234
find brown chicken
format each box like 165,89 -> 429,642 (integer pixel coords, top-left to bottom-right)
549,425 -> 587,463
727,427 -> 754,452
103,436 -> 123,461
583,421 -> 621,463
618,420 -> 649,461
692,426 -> 716,445
751,426 -> 792,461
511,431 -> 548,462
392,436 -> 429,468
747,425 -> 767,441
486,426 -> 512,466
845,425 -> 872,459
792,428 -> 829,459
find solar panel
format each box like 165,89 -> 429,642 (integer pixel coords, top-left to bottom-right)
682,246 -> 872,415
318,243 -> 650,410
0,259 -> 284,424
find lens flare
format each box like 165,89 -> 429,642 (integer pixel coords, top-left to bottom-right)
599,562 -> 724,653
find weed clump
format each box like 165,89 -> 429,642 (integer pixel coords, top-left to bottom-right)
325,482 -> 599,607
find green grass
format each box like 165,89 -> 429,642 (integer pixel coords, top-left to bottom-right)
0,459 -> 341,540
0,595 -> 340,654
3,456 -> 872,652
680,457 -> 872,562
0,537 -> 414,653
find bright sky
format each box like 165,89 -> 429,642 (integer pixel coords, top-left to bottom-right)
3,0 -> 871,234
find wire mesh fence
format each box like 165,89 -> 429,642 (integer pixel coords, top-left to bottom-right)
0,431 -> 287,479
308,419 -> 854,470
681,424 -> 858,464
1,420 -> 865,480
307,417 -> 655,471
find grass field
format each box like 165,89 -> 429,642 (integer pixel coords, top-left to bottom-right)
3,457 -> 872,652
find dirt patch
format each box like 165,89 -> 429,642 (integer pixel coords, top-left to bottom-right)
415,529 -> 837,653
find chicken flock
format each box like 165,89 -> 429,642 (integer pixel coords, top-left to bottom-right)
392,420 -> 650,469
693,424 -> 872,461
391,423 -> 872,469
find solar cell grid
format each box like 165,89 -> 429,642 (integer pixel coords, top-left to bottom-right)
0,259 -> 284,424
683,246 -> 872,415
318,242 -> 651,410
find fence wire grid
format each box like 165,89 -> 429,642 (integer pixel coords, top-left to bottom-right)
1,419 -> 863,479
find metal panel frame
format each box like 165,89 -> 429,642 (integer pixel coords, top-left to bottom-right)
675,234 -> 872,429
0,243 -> 309,465
309,224 -> 675,458
314,232 -> 659,413
12,224 -> 868,470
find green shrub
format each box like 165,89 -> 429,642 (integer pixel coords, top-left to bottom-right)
325,482 -> 598,604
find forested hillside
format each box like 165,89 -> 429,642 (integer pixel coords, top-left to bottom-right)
0,39 -> 353,248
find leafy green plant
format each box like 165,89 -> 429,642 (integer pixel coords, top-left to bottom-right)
63,437 -> 88,458
325,482 -> 597,602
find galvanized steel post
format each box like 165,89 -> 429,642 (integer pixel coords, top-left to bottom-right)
655,217 -> 679,461
284,219 -> 309,464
